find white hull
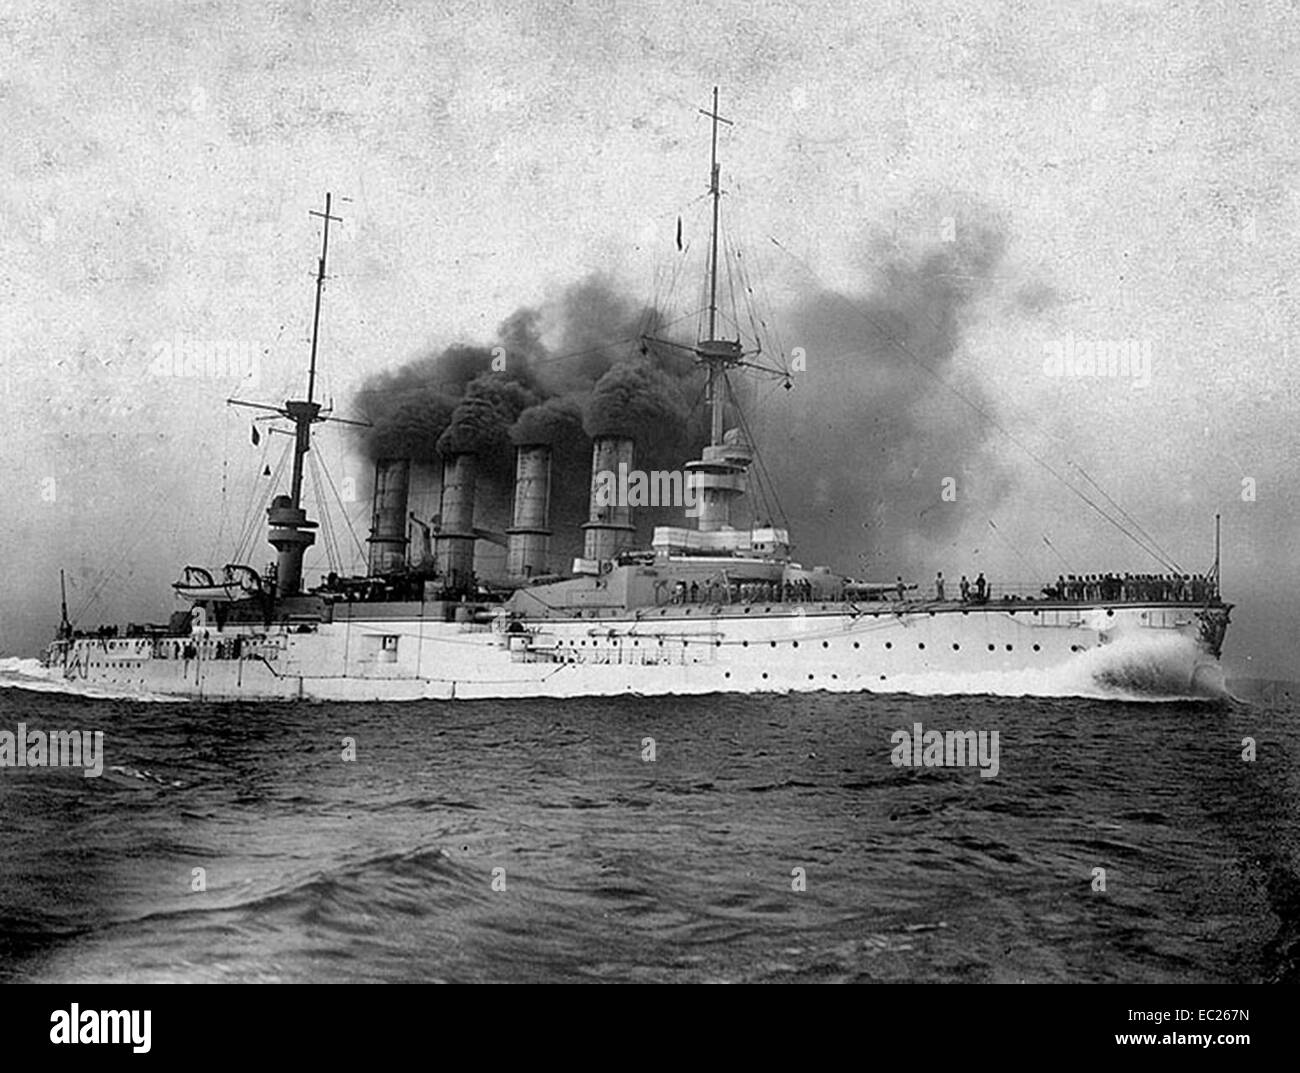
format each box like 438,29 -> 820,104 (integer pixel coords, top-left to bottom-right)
45,602 -> 1229,702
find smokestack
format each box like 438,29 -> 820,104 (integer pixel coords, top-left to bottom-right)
435,452 -> 477,593
367,458 -> 411,574
582,435 -> 635,561
507,444 -> 552,578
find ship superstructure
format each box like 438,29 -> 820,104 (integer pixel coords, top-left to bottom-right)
42,94 -> 1232,702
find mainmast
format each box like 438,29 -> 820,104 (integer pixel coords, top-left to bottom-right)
640,91 -> 789,534
698,86 -> 739,448
682,89 -> 752,531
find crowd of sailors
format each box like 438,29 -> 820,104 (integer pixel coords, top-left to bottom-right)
666,570 -> 1220,607
669,578 -> 816,604
931,570 -> 1220,604
1039,572 -> 1219,603
152,633 -> 244,660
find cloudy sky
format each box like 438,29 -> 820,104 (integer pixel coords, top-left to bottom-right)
1,0 -> 1296,678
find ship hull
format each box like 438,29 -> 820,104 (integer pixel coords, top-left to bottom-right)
43,601 -> 1231,702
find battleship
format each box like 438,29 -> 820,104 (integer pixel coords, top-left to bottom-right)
41,91 -> 1231,702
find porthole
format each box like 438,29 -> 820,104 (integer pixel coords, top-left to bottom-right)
792,641 -> 800,648
770,640 -> 777,648
952,643 -> 960,650
822,641 -> 829,649
853,642 -> 860,649
885,642 -> 892,650
1005,644 -> 1013,651
918,643 -> 926,650
988,644 -> 995,651
1032,644 -> 1040,652
762,672 -> 769,680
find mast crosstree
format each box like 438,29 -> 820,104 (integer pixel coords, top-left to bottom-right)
228,192 -> 367,597
696,86 -> 741,449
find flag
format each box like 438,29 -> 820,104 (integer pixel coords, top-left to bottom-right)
676,216 -> 683,251
251,425 -> 261,446
262,465 -> 271,477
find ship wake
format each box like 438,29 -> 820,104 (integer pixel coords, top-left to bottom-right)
0,658 -> 189,703
879,628 -> 1228,702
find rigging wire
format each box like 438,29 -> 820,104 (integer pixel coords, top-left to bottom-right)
226,429 -> 280,562
766,234 -> 1184,573
69,490 -> 174,627
987,519 -> 1043,580
232,437 -> 292,566
315,450 -> 369,569
208,403 -> 232,565
1068,461 -> 1182,573
1041,534 -> 1075,574
305,453 -> 340,576
723,372 -> 790,532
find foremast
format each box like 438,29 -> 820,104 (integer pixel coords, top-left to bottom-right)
229,193 -> 342,597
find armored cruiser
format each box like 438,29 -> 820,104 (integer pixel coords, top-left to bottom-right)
41,92 -> 1232,702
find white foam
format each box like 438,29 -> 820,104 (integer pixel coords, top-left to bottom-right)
0,656 -> 190,703
880,627 -> 1227,702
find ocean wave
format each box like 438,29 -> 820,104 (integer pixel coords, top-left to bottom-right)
0,657 -> 189,703
879,628 -> 1228,702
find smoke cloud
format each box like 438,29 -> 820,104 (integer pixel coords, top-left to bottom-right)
355,203 -> 1032,578
353,276 -> 708,561
754,203 -> 1020,579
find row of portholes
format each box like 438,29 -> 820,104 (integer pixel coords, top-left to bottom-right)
646,605 -> 1118,620
655,605 -> 832,617
561,638 -> 1084,653
881,641 -> 1078,653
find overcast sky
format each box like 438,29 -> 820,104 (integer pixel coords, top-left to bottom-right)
1,0 -> 1296,678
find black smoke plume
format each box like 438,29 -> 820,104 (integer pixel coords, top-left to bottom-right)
355,202 -> 1033,578
354,276 -> 708,562
753,202 -> 1020,579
